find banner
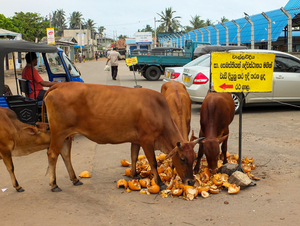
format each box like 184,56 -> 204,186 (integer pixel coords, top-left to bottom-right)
47,28 -> 55,45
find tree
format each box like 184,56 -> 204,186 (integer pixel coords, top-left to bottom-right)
98,26 -> 106,37
10,12 -> 48,42
157,7 -> 181,33
0,14 -> 15,31
138,24 -> 154,35
189,15 -> 205,29
118,34 -> 128,39
85,19 -> 96,32
51,9 -> 67,36
205,19 -> 213,26
69,11 -> 83,29
220,16 -> 229,23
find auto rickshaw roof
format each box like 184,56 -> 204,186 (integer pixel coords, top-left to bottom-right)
0,40 -> 58,96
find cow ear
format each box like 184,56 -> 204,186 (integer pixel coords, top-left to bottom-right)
166,146 -> 179,160
23,126 -> 39,135
189,130 -> 199,142
218,135 -> 229,144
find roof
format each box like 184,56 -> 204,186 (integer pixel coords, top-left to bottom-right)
40,36 -> 78,45
159,0 -> 300,46
0,28 -> 20,37
0,40 -> 58,95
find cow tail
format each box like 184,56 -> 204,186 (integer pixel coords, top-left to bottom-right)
42,84 -> 60,123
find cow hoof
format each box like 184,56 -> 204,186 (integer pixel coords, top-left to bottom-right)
159,184 -> 167,190
17,187 -> 25,192
51,186 -> 62,192
74,180 -> 83,186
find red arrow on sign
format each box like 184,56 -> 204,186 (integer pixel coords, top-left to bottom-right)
219,83 -> 233,90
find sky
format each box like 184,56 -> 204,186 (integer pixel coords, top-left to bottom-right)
1,0 -> 288,39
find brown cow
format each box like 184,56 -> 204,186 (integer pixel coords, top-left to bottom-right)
43,82 -> 203,192
194,92 -> 235,174
161,81 -> 191,141
0,107 -> 52,192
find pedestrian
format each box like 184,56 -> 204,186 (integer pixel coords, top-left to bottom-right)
106,47 -> 121,80
22,52 -> 58,101
95,52 -> 98,61
83,55 -> 85,63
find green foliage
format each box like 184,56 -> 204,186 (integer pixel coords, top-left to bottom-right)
157,7 -> 182,33
69,11 -> 83,29
138,24 -> 154,35
10,12 -> 48,42
51,9 -> 67,35
189,15 -> 205,29
85,19 -> 97,32
0,14 -> 16,31
118,34 -> 128,39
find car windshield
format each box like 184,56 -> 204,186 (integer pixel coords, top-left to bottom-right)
47,52 -> 80,77
184,54 -> 210,67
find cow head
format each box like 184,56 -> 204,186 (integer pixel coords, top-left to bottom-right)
200,135 -> 228,174
166,138 -> 204,185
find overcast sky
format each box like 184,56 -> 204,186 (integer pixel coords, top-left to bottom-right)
2,0 -> 288,39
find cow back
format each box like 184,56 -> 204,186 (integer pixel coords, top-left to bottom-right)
161,81 -> 191,141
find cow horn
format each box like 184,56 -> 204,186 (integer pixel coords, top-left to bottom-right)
193,137 -> 205,144
176,141 -> 183,149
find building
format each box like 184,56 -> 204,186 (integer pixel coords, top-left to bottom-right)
158,0 -> 300,54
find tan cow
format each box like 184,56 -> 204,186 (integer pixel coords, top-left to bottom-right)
193,92 -> 235,174
0,107 -> 52,192
161,81 -> 191,141
43,82 -> 203,192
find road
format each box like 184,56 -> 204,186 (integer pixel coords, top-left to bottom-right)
1,58 -> 300,226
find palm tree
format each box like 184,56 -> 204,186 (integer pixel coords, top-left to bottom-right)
51,9 -> 67,36
98,26 -> 106,38
205,19 -> 213,26
220,16 -> 229,23
69,11 -> 83,29
157,7 -> 181,33
189,15 -> 205,29
85,19 -> 96,32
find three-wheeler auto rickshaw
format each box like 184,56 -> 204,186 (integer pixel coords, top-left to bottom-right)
0,40 -> 84,124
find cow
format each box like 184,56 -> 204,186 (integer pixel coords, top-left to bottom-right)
161,81 -> 191,141
43,82 -> 203,192
0,107 -> 52,192
193,92 -> 235,174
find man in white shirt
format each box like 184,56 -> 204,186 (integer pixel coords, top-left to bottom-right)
106,47 -> 121,80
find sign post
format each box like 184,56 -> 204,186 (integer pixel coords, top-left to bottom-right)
126,57 -> 142,88
211,52 -> 275,172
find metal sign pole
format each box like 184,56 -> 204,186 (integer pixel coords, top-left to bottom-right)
237,95 -> 245,173
132,63 -> 142,88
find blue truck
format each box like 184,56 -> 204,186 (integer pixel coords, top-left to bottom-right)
127,40 -> 211,81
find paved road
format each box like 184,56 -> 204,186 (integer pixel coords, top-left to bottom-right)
1,58 -> 300,226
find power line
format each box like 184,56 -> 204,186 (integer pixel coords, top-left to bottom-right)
103,18 -> 153,27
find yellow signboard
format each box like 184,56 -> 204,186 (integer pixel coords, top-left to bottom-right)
126,57 -> 138,66
211,52 -> 275,93
47,28 -> 55,45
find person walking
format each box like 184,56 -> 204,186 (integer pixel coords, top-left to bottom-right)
106,47 -> 121,80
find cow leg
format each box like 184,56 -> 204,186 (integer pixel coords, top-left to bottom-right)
194,131 -> 205,174
59,139 -> 83,186
47,138 -> 65,192
130,143 -> 140,179
221,136 -> 229,164
142,144 -> 166,190
1,150 -> 24,192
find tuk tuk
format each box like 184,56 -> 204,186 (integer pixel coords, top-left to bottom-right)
0,40 -> 84,124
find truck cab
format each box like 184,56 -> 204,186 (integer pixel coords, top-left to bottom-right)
0,40 -> 84,124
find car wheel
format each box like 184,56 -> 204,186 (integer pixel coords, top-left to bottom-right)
232,93 -> 243,114
145,66 -> 161,81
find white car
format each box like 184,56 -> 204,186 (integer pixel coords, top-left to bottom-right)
163,54 -> 210,83
183,49 -> 300,113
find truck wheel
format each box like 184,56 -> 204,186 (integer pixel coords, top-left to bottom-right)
145,66 -> 161,81
232,93 -> 243,114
